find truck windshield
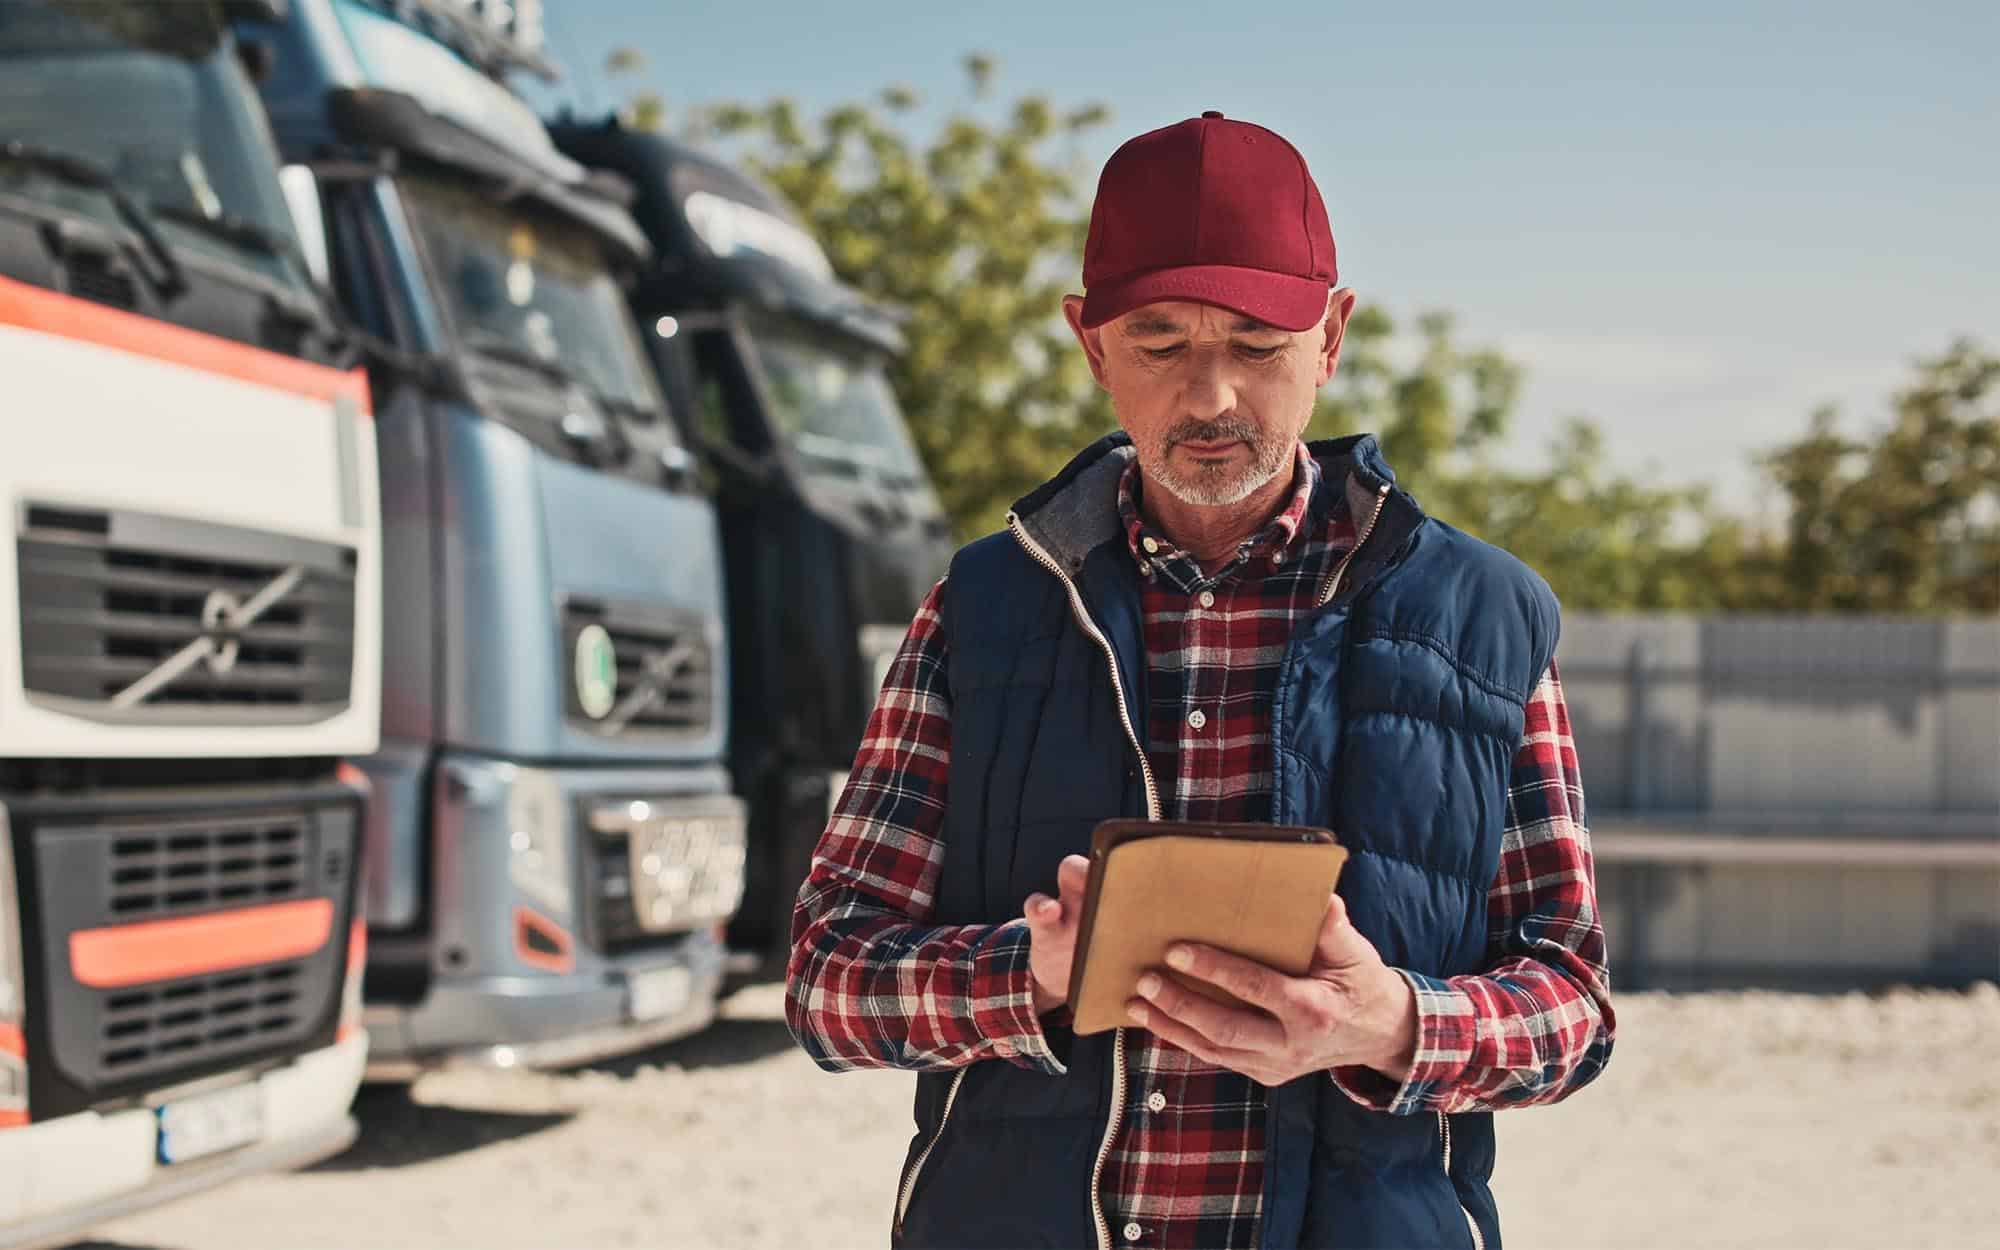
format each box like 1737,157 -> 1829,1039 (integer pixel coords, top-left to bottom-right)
0,0 -> 309,293
399,172 -> 664,418
745,329 -> 929,487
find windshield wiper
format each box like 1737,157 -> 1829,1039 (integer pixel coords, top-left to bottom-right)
590,389 -> 663,422
0,140 -> 187,299
460,331 -> 581,386
461,333 -> 664,444
150,200 -> 310,277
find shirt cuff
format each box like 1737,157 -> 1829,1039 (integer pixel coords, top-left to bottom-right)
1328,969 -> 1476,1115
967,919 -> 1068,1076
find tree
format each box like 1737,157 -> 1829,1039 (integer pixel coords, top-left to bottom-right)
1749,341 -> 1999,612
1311,309 -> 1730,610
692,59 -> 1115,536
603,46 -> 666,134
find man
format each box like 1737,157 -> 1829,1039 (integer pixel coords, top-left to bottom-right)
786,111 -> 1614,1250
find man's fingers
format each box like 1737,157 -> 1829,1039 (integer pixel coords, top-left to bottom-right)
1055,854 -> 1090,902
1135,972 -> 1284,1051
1312,891 -> 1370,968
1022,892 -> 1064,927
1165,944 -> 1293,1013
1127,999 -> 1267,1078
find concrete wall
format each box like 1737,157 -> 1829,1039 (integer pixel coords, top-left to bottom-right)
1562,614 -> 2000,826
1560,614 -> 2000,988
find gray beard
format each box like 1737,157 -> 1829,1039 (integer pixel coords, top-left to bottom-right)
1141,418 -> 1296,507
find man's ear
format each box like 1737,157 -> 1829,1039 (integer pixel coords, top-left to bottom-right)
1062,294 -> 1112,390
1317,287 -> 1359,387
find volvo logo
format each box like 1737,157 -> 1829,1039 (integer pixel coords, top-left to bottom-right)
200,590 -> 244,675
599,639 -> 697,735
111,565 -> 306,707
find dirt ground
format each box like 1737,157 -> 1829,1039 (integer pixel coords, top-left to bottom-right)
79,981 -> 2000,1250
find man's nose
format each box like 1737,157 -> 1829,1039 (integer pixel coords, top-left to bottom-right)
1182,353 -> 1237,421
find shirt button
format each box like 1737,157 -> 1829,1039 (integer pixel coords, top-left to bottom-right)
1270,549 -> 1286,566
1142,536 -> 1159,554
1146,1091 -> 1167,1113
1196,590 -> 1215,609
1122,1222 -> 1144,1243
1137,559 -> 1152,577
1187,709 -> 1206,730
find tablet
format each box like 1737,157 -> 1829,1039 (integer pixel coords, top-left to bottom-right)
1065,819 -> 1348,1036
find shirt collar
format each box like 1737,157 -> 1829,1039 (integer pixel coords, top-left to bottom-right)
1119,442 -> 1319,574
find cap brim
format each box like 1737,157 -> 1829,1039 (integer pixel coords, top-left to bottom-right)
1079,265 -> 1330,332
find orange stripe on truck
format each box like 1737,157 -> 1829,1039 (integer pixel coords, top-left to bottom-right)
69,898 -> 336,989
0,273 -> 371,412
0,1023 -> 23,1128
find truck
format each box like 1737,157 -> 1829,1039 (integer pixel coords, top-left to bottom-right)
233,0 -> 747,1072
547,119 -> 955,966
1,0 -> 379,1242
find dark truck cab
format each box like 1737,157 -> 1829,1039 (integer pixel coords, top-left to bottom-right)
550,120 -> 953,963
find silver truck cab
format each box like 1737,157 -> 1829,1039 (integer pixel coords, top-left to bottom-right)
235,0 -> 746,1073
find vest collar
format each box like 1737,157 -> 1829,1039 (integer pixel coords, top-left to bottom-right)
1008,430 -> 1411,577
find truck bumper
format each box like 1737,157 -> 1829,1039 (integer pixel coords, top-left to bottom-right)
357,755 -> 743,1076
362,927 -> 726,1076
0,1033 -> 365,1250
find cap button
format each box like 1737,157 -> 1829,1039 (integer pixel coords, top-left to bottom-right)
1201,110 -> 1224,119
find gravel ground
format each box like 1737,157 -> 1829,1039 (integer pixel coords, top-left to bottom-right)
79,982 -> 2000,1250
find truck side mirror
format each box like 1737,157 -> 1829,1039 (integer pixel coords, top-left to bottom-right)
277,165 -> 331,290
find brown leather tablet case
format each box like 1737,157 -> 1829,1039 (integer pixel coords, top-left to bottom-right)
1066,819 -> 1348,1036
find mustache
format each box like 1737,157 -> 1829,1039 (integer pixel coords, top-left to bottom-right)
1164,417 -> 1261,450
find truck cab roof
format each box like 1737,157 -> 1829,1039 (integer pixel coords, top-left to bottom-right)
547,118 -> 904,356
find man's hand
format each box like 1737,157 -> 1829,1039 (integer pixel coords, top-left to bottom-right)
1021,854 -> 1091,1016
1126,892 -> 1419,1087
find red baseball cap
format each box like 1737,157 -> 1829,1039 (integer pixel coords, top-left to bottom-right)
1079,111 -> 1336,333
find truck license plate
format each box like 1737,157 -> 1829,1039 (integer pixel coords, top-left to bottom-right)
157,1081 -> 263,1165
627,966 -> 692,1023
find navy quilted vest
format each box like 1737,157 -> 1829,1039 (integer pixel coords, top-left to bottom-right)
896,433 -> 1560,1250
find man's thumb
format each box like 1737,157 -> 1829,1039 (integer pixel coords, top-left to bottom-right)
1314,892 -> 1368,967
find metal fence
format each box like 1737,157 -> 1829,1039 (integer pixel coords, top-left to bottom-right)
1560,614 -> 2000,989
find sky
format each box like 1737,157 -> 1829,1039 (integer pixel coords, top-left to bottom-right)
517,0 -> 1998,517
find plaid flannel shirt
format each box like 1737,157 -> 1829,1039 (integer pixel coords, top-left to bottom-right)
787,445 -> 1615,1249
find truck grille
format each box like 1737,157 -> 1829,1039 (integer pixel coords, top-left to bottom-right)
107,813 -> 320,921
19,791 -> 358,1112
562,598 -> 716,739
580,794 -> 746,952
15,504 -> 356,723
98,964 -> 308,1081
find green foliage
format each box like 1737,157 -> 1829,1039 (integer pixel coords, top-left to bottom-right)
1312,310 -> 1730,610
1748,341 -> 1999,612
603,46 -> 666,133
1312,319 -> 1999,614
694,58 -> 1115,536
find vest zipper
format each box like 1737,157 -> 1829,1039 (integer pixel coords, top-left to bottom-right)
1317,481 -> 1393,608
1008,512 -> 1156,1250
1005,513 -> 1163,821
1438,1111 -> 1485,1250
894,1066 -> 967,1235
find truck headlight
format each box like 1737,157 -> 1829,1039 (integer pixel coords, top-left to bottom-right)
505,766 -> 571,919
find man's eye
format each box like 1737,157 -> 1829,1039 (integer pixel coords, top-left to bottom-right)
1141,345 -> 1185,362
1237,344 -> 1283,361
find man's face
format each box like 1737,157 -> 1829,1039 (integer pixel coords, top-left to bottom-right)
1063,294 -> 1356,507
